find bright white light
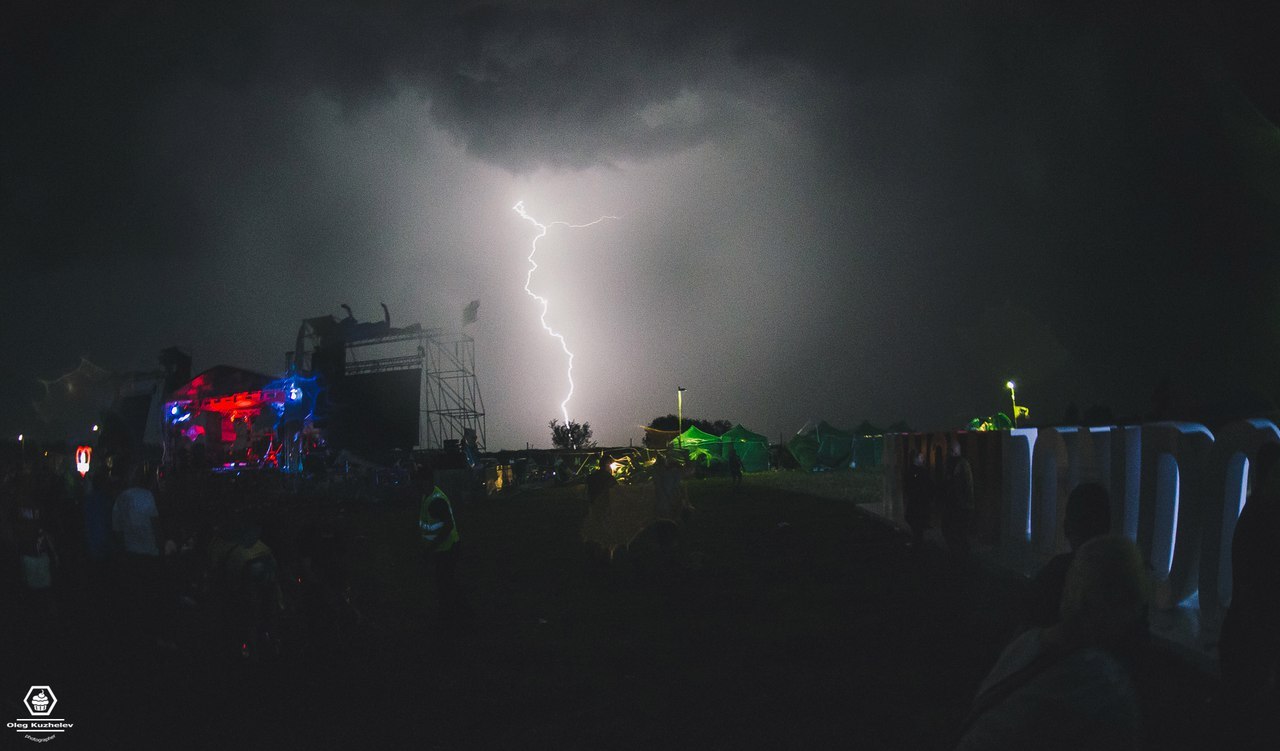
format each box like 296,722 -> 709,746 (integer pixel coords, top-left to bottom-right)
514,201 -> 618,423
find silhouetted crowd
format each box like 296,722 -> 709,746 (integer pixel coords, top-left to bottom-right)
905,439 -> 1280,749
0,454 -> 361,667
4,441 -> 1278,748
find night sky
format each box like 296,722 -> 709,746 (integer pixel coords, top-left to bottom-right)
3,1 -> 1279,450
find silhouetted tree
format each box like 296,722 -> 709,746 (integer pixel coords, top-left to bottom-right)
549,419 -> 595,450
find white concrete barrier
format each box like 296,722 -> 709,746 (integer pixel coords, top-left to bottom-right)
880,420 -> 1280,613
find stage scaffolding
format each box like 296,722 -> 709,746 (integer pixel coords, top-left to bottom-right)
291,323 -> 486,452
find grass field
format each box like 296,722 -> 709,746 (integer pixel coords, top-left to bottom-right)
329,473 -> 1020,750
5,470 -> 1217,750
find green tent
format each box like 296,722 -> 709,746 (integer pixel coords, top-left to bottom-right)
672,425 -> 722,467
720,424 -> 771,473
787,421 -> 856,471
670,424 -> 771,472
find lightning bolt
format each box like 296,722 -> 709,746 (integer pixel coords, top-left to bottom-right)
514,201 -> 618,423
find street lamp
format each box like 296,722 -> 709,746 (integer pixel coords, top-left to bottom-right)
1006,381 -> 1018,427
677,387 -> 686,448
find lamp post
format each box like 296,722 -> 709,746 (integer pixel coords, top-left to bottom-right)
17,433 -> 24,469
1006,381 -> 1018,428
677,386 -> 686,448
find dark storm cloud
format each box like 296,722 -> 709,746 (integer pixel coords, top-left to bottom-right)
0,0 -> 1018,271
4,2 -> 1261,251
1,3 -> 668,275
6,1 -> 1277,234
422,2 -> 736,169
4,0 -> 1280,441
3,1 -> 411,272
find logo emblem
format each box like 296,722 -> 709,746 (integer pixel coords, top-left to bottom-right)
22,687 -> 55,717
10,685 -> 72,743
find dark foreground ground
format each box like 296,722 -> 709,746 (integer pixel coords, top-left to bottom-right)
3,475 -> 1225,750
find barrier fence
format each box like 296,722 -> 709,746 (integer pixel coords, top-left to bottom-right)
876,419 -> 1280,615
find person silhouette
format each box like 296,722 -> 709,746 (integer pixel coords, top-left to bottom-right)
1026,482 -> 1112,627
1216,441 -> 1280,742
942,438 -> 974,558
904,450 -> 933,548
958,536 -> 1149,750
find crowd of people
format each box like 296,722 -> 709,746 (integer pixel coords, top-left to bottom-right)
2,457 -> 175,651
903,439 -> 1279,748
4,438 -> 1278,747
0,453 -> 364,665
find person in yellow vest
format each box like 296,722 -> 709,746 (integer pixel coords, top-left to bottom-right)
418,465 -> 469,632
209,520 -> 283,659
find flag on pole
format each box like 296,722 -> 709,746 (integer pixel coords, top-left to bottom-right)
462,299 -> 480,326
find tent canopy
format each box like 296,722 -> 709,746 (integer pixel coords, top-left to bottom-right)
787,420 -> 885,470
169,366 -> 276,403
674,425 -> 723,467
672,424 -> 771,472
787,421 -> 854,470
719,424 -> 770,472
673,425 -> 720,446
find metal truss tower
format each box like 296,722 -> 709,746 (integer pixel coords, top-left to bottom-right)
291,321 -> 485,451
420,330 -> 486,451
